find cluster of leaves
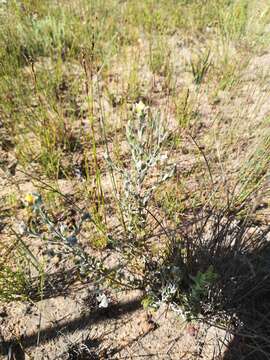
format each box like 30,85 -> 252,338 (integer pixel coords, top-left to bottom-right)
106,102 -> 175,235
141,240 -> 220,321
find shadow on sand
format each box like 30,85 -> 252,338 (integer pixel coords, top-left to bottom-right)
180,208 -> 270,359
0,296 -> 142,358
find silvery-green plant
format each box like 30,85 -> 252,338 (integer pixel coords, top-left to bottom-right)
18,194 -> 136,292
142,262 -> 219,321
106,101 -> 175,235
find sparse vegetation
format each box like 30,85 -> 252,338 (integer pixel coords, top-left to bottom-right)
0,0 -> 270,359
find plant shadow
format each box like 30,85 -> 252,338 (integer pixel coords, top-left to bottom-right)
179,208 -> 270,359
221,241 -> 270,359
0,296 -> 142,357
28,267 -> 80,301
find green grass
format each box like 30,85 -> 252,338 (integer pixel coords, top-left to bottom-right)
190,49 -> 211,85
